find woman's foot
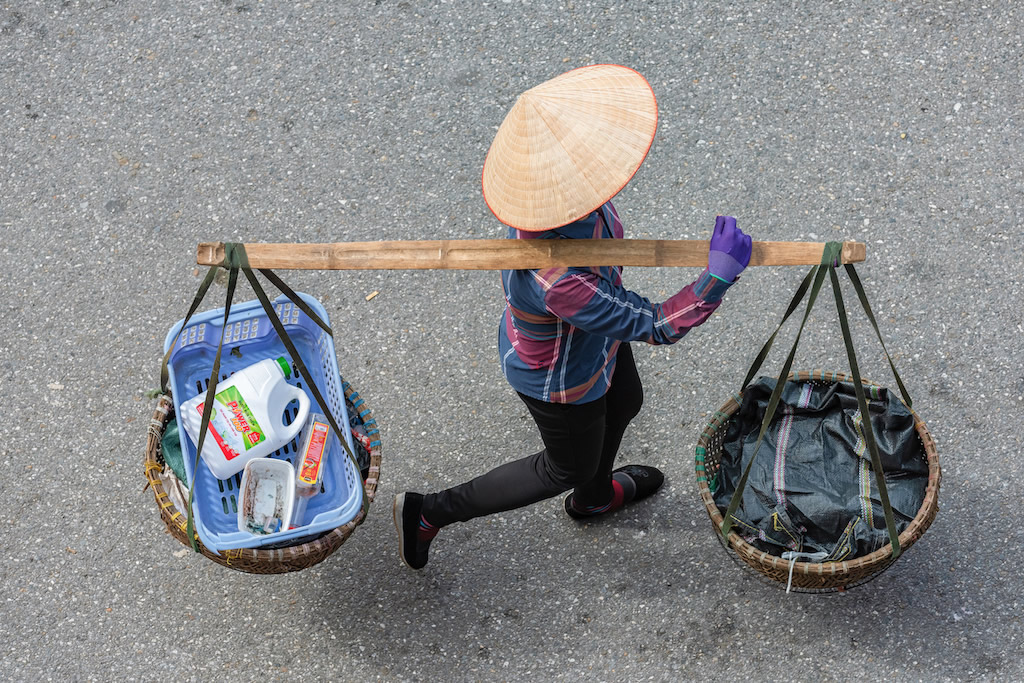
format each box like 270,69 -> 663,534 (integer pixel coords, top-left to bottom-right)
393,492 -> 440,569
564,465 -> 665,519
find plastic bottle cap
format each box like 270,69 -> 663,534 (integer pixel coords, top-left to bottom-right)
275,356 -> 292,379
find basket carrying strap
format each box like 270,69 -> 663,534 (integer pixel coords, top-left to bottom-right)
719,242 -> 905,559
740,265 -> 817,392
719,243 -> 837,543
256,267 -> 333,336
236,247 -> 369,526
171,243 -> 367,553
844,264 -> 912,409
157,258 -> 234,551
184,251 -> 242,552
829,264 -> 902,558
160,265 -> 220,395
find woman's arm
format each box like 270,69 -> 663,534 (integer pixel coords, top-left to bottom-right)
543,215 -> 751,344
542,267 -> 732,345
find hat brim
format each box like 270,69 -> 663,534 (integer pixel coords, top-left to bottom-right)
482,64 -> 658,231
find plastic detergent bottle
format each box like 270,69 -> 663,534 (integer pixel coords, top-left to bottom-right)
289,413 -> 331,529
180,357 -> 311,480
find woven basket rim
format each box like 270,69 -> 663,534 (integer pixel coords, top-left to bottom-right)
144,386 -> 382,574
694,369 -> 941,587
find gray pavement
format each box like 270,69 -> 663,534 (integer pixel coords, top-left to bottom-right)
2,1 -> 1022,681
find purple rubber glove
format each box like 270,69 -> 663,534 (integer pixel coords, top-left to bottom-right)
707,215 -> 752,283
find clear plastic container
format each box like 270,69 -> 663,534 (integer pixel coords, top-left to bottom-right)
237,458 -> 296,536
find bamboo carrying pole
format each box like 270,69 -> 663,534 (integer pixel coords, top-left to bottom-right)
196,239 -> 865,271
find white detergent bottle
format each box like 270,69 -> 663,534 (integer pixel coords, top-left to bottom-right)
180,357 -> 311,480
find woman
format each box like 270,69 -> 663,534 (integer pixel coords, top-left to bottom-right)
394,65 -> 751,570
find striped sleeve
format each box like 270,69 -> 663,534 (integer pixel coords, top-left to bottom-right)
543,268 -> 734,346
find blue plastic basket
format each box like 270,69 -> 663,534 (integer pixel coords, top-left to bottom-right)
163,293 -> 363,554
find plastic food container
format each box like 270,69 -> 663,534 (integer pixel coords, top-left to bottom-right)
238,458 -> 296,535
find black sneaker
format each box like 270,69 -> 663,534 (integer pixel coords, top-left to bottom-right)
393,492 -> 437,570
564,465 -> 665,519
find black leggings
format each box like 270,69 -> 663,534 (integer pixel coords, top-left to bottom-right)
422,343 -> 644,526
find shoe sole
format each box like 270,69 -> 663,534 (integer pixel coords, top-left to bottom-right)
392,492 -> 413,569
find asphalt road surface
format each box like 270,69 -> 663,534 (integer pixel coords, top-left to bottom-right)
2,1 -> 1022,681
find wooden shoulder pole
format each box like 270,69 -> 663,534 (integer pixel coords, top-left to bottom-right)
196,239 -> 865,271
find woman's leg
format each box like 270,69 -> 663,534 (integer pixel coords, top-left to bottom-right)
569,342 -> 644,508
421,392 -> 609,527
396,344 -> 649,568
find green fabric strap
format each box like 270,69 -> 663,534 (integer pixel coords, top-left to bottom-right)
238,251 -> 369,522
258,267 -> 333,336
184,249 -> 242,552
160,265 -> 220,394
844,264 -> 912,409
719,242 -> 841,540
741,266 -> 816,391
829,266 -> 902,558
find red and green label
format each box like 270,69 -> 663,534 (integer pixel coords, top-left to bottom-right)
196,386 -> 266,460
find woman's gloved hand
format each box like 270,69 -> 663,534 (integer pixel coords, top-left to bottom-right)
707,215 -> 752,283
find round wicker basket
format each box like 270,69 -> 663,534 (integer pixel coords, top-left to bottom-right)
695,370 -> 940,592
144,386 -> 382,574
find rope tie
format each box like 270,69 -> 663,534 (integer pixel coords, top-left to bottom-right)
147,418 -> 166,436
781,550 -> 829,593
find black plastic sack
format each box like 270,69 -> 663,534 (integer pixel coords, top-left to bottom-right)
713,377 -> 929,560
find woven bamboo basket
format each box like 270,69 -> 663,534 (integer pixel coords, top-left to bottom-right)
695,370 -> 940,592
144,385 -> 382,574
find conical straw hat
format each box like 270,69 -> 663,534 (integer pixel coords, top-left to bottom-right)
482,64 -> 658,231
